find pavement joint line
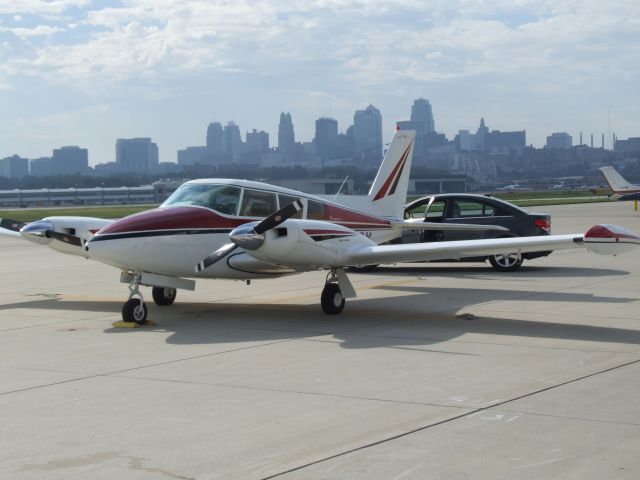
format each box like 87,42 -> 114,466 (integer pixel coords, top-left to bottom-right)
257,357 -> 640,480
104,373 -> 475,411
496,408 -> 640,428
0,338 -> 297,397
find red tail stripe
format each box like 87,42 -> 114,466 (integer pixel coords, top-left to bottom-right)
373,140 -> 413,201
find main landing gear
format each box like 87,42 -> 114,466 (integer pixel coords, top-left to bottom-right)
152,286 -> 177,306
321,268 -> 357,315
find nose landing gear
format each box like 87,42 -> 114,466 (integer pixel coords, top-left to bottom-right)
121,273 -> 149,325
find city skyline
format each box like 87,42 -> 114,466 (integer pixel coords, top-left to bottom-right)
1,1 -> 639,163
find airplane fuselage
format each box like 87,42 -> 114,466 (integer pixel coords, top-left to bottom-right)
87,179 -> 402,280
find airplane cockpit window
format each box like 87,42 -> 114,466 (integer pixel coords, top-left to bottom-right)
307,200 -> 325,220
240,189 -> 278,217
278,194 -> 304,219
162,184 -> 241,215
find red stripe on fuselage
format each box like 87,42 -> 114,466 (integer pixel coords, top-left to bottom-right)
96,207 -> 246,235
95,203 -> 393,237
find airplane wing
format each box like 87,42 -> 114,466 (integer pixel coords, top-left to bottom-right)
389,219 -> 509,232
344,233 -> 581,265
344,225 -> 639,266
0,216 -> 114,257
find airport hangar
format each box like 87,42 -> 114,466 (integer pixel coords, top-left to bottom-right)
1,201 -> 639,479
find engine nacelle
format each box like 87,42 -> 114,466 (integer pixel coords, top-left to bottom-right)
245,219 -> 376,269
583,224 -> 640,255
21,216 -> 114,256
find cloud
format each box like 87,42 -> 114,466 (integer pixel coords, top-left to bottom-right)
1,0 -> 638,101
2,24 -> 66,37
0,0 -> 89,15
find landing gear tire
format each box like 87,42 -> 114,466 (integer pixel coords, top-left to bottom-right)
152,287 -> 176,306
489,253 -> 523,272
122,298 -> 148,324
321,283 -> 345,315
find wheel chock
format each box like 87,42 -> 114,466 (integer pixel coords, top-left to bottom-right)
111,320 -> 156,328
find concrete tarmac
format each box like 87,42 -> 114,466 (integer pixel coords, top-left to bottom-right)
1,201 -> 639,479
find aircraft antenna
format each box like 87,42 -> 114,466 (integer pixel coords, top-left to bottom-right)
333,176 -> 349,200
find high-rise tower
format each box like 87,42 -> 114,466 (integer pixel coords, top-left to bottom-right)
278,112 -> 296,163
410,98 -> 435,133
353,105 -> 383,166
206,122 -> 224,153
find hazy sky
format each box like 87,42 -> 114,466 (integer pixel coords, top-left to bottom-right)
1,0 -> 639,165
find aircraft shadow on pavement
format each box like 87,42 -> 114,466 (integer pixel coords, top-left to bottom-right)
2,288 -> 638,350
367,265 -> 630,279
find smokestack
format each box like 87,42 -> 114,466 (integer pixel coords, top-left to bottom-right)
590,134 -> 594,148
580,132 -> 583,145
602,133 -> 605,149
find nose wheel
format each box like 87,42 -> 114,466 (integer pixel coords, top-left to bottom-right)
121,273 -> 149,325
122,298 -> 148,324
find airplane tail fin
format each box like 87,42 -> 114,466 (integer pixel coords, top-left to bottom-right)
367,130 -> 416,218
599,166 -> 637,193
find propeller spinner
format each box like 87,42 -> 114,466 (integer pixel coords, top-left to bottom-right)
195,199 -> 303,272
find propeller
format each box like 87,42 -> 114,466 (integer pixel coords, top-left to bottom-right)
19,220 -> 84,247
0,218 -> 26,233
195,199 -> 303,272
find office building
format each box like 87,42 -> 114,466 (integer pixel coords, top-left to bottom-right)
314,117 -> 338,164
614,137 -> 640,154
246,129 -> 269,152
206,122 -> 224,153
353,105 -> 382,166
116,138 -> 159,172
52,146 -> 89,175
546,132 -> 572,149
0,154 -> 29,179
410,98 -> 435,133
278,112 -> 296,163
223,122 -> 243,162
29,157 -> 53,177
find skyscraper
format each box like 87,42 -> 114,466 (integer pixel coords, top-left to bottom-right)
116,138 -> 159,172
206,122 -> 224,153
223,122 -> 243,162
476,118 -> 489,150
278,112 -> 296,163
314,117 -> 338,164
410,98 -> 435,133
353,105 -> 382,166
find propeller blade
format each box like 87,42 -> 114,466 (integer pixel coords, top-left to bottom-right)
253,199 -> 304,235
45,230 -> 84,247
0,218 -> 26,232
195,243 -> 238,273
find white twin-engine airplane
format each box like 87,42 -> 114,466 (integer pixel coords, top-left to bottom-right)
2,130 -> 639,324
599,165 -> 640,200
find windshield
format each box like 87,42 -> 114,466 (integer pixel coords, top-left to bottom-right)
162,184 -> 241,215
